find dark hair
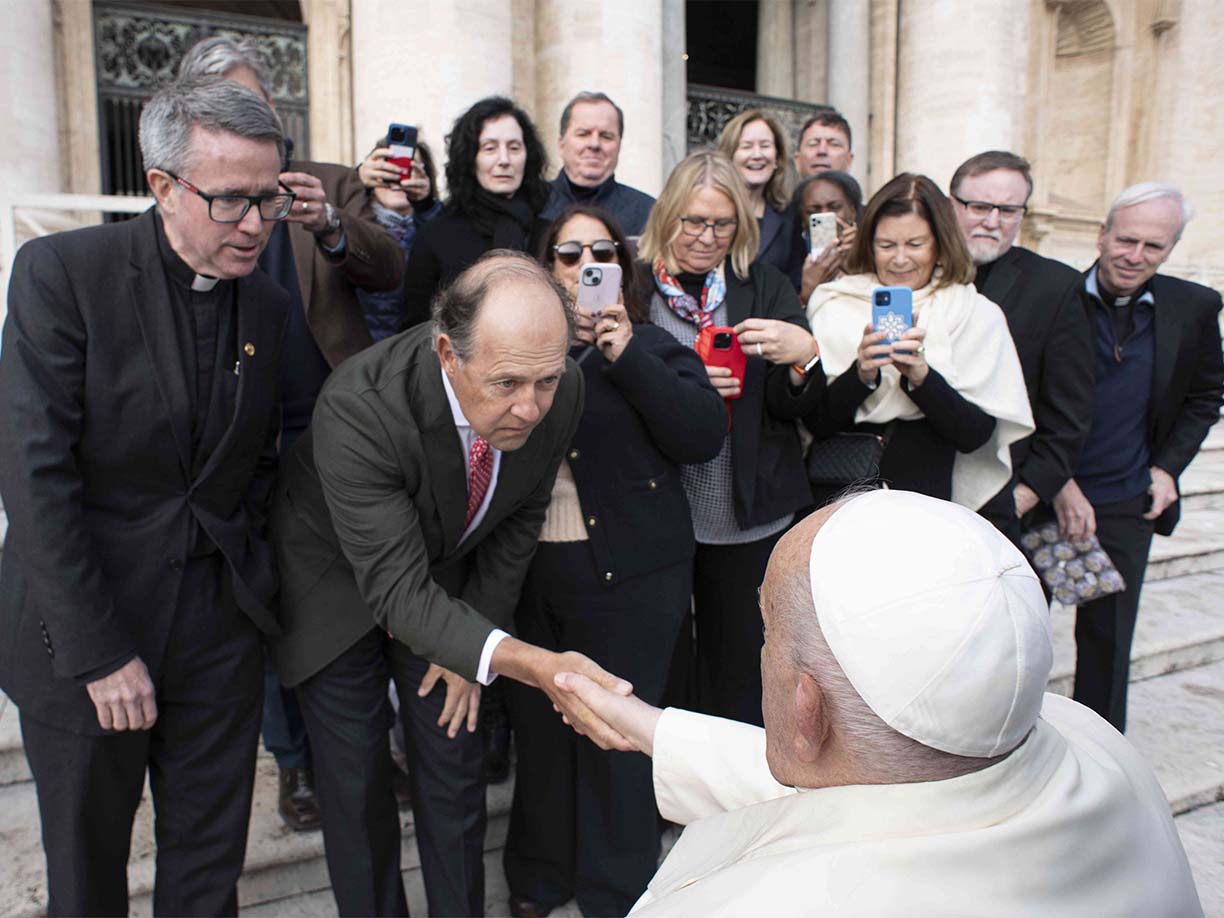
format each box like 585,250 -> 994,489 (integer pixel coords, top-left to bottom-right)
847,173 -> 975,290
444,96 -> 550,217
949,150 -> 1034,202
369,135 -> 438,198
431,249 -> 573,360
559,91 -> 625,138
792,170 -> 864,223
538,204 -> 648,323
798,109 -> 852,150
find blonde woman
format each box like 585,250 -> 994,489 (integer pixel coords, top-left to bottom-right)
716,109 -> 803,284
639,150 -> 824,727
804,173 -> 1034,509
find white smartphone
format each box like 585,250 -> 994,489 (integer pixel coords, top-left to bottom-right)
809,212 -> 839,258
576,263 -> 622,318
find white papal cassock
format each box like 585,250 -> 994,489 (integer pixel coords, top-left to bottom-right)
631,693 -> 1201,917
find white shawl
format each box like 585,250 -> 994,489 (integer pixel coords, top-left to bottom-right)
807,273 -> 1034,511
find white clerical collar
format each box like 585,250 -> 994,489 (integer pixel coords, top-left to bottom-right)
439,365 -> 471,430
192,274 -> 220,292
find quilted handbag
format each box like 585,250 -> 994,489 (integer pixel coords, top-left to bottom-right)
806,427 -> 892,488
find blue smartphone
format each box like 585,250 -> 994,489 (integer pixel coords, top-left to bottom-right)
871,286 -> 913,343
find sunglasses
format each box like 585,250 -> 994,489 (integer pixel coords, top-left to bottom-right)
552,239 -> 619,266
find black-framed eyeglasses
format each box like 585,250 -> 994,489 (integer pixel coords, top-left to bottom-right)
951,194 -> 1027,222
678,216 -> 738,239
165,170 -> 296,223
552,239 -> 619,266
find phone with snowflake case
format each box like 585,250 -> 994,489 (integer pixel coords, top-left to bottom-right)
872,286 -> 913,343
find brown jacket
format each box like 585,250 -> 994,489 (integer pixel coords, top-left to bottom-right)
287,159 -> 403,367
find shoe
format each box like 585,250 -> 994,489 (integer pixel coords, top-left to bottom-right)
508,894 -> 552,918
390,759 -> 413,810
484,722 -> 511,784
277,767 -> 322,832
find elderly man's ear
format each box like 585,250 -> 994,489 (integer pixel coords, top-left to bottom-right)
793,673 -> 829,764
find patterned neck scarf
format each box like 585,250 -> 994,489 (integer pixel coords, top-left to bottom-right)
652,259 -> 727,329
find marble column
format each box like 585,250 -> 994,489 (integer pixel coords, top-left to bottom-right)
757,0 -> 796,98
533,0 -> 665,196
827,0 -> 870,186
661,0 -> 688,176
301,0 -> 353,165
2,1 -> 63,200
895,0 -> 1028,188
350,0 -> 514,186
793,0 -> 828,106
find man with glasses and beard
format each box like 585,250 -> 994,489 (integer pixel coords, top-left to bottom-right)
0,79 -> 291,915
949,151 -> 1095,546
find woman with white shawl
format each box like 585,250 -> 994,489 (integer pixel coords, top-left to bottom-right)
805,173 -> 1034,510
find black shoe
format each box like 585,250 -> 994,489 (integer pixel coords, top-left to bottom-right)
277,767 -> 322,832
508,894 -> 552,918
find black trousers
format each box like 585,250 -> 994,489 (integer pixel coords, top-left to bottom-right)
296,627 -> 487,917
687,532 -> 785,727
504,543 -> 690,917
1073,493 -> 1155,732
20,553 -> 263,917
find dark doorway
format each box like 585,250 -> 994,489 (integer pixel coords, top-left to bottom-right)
685,1 -> 758,91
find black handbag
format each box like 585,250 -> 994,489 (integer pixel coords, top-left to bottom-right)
806,424 -> 895,488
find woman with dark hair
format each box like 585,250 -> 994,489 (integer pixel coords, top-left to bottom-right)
793,169 -> 863,303
502,204 -> 726,918
804,172 -> 1033,507
355,137 -> 443,340
401,96 -> 551,327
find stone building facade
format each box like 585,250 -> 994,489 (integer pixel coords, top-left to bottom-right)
1,0 -> 1221,299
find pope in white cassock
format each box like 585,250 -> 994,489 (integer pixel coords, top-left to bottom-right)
556,490 -> 1202,917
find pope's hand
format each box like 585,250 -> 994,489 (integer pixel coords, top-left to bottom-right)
553,672 -> 663,757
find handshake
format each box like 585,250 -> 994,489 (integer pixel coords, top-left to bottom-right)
491,637 -> 661,755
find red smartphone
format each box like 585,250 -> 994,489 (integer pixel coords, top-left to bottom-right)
386,123 -> 418,176
695,326 -> 746,401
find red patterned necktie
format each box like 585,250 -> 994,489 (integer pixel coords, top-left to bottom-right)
465,436 -> 493,529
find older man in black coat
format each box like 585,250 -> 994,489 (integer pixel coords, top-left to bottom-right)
0,80 -> 291,915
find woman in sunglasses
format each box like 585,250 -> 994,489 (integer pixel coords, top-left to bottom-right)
501,204 -> 726,917
637,150 -> 824,730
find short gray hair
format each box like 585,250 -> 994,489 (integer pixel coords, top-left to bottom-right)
139,78 -> 284,176
178,35 -> 273,100
559,91 -> 625,138
1105,182 -> 1195,241
432,250 -> 573,360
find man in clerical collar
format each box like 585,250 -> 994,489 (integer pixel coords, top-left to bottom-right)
541,91 -> 656,237
1053,183 -> 1223,732
0,78 -> 292,914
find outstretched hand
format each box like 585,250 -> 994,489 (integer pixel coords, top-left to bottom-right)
553,672 -> 662,757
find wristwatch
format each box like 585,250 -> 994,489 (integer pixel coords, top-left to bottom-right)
791,338 -> 822,378
315,202 -> 341,237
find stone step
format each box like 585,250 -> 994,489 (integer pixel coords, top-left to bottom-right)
1047,568 -> 1224,696
0,755 -> 516,918
1146,508 -> 1224,582
1181,448 -> 1224,512
1175,801 -> 1224,917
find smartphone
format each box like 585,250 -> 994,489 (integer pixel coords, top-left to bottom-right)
871,286 -> 913,343
386,123 -> 418,176
809,212 -> 838,258
694,326 -> 746,401
576,263 -> 622,318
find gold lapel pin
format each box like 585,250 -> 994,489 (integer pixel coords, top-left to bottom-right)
244,342 -> 255,357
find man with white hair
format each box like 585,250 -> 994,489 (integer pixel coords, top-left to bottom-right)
1053,183 -> 1223,731
557,490 -> 1202,916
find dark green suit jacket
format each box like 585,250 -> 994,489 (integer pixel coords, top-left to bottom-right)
270,325 -> 583,686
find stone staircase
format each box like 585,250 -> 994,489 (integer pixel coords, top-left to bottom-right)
2,427 -> 1223,917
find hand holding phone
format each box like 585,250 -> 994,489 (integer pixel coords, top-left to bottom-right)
871,286 -> 913,343
386,123 -> 418,176
695,326 -> 746,401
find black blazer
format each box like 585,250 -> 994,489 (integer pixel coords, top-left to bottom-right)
565,325 -> 726,583
757,204 -> 803,290
400,208 -> 548,329
719,262 -> 825,528
1080,268 -> 1224,536
0,210 -> 289,734
269,326 -> 583,686
978,246 -> 1094,503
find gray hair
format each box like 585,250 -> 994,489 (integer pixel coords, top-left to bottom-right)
773,495 -> 1010,784
559,91 -> 625,138
431,250 -> 573,361
1105,182 -> 1195,241
178,35 -> 273,100
139,78 -> 284,176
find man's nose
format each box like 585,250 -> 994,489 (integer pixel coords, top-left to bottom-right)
511,395 -> 540,425
982,208 -> 1002,230
237,205 -> 265,234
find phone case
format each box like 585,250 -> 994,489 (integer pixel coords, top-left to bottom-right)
871,286 -> 914,343
387,123 -> 417,173
809,213 -> 838,257
576,263 -> 622,316
694,326 -> 746,401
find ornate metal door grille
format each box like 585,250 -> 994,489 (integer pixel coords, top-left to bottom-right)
93,0 -> 309,202
686,83 -> 832,152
